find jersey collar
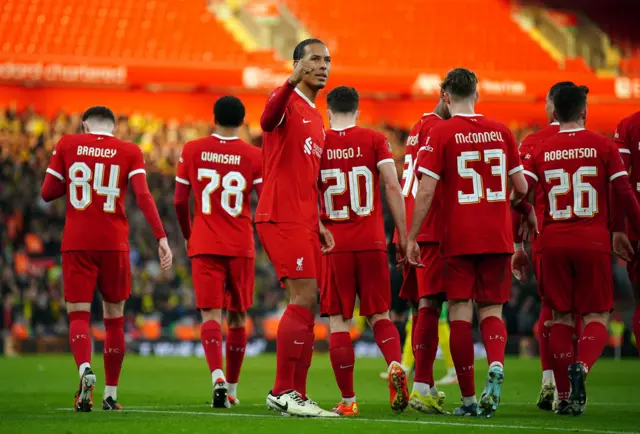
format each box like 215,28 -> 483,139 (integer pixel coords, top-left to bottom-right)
559,127 -> 585,133
212,133 -> 239,140
550,121 -> 560,126
452,113 -> 483,118
423,112 -> 443,119
330,125 -> 356,131
294,87 -> 316,108
88,131 -> 114,137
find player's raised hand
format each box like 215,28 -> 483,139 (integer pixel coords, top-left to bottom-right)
158,237 -> 173,270
319,222 -> 335,254
289,59 -> 315,86
613,231 -> 634,262
511,249 -> 529,281
405,239 -> 424,268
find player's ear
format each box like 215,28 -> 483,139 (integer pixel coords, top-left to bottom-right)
355,110 -> 360,120
81,121 -> 89,134
327,109 -> 333,122
474,91 -> 479,103
293,60 -> 299,69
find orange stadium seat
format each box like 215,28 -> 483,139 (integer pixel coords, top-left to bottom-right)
282,0 -> 559,73
0,0 -> 262,64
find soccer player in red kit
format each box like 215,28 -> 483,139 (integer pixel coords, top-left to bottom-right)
397,98 -> 450,414
256,39 -> 337,418
514,84 -> 640,415
406,68 -> 528,417
511,82 -> 587,411
612,110 -> 640,357
318,86 -> 408,416
40,106 -> 172,412
174,96 -> 262,409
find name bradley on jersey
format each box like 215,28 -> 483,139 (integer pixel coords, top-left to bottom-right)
455,131 -> 505,144
543,148 -> 597,162
77,146 -> 117,158
201,152 -> 241,165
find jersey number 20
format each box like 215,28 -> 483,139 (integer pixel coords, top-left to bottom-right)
321,166 -> 373,220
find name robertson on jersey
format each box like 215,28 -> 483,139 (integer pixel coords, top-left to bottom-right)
201,152 -> 241,165
455,131 -> 504,144
544,148 -> 597,162
77,146 -> 117,158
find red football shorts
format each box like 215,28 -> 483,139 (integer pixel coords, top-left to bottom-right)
399,243 -> 444,303
445,254 -> 512,304
531,241 -> 544,296
62,251 -> 130,303
541,248 -> 613,315
256,222 -> 322,281
191,255 -> 254,312
321,250 -> 390,319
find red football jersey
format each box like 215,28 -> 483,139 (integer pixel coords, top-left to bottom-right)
46,133 -> 146,251
614,111 -> 640,239
416,114 -> 522,257
399,113 -> 443,243
523,128 -> 628,253
318,126 -> 394,252
176,134 -> 262,258
519,123 -> 560,240
255,88 -> 325,231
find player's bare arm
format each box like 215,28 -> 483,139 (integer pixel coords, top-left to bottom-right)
319,220 -> 335,254
379,161 -> 407,258
406,176 -> 437,268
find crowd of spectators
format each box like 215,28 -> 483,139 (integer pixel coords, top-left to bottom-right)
0,105 -> 632,352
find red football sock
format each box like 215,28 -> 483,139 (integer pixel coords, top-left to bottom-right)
294,324 -> 314,399
272,304 -> 314,396
538,304 -> 553,372
576,322 -> 608,372
373,319 -> 402,366
574,315 -> 583,343
480,316 -> 507,366
329,332 -> 355,399
104,316 -> 125,387
225,327 -> 247,385
450,320 -> 475,397
634,306 -> 640,358
69,311 -> 92,369
413,307 -> 439,387
411,314 -> 418,356
550,323 -> 575,401
201,320 -> 223,375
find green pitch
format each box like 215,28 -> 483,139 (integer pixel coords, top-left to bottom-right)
1,354 -> 638,434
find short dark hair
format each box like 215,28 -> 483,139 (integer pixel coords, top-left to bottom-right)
82,106 -> 115,124
548,81 -> 590,99
214,95 -> 245,128
553,84 -> 587,123
293,38 -> 325,61
326,86 -> 359,114
441,68 -> 478,100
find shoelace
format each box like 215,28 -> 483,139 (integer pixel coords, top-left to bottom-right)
289,392 -> 306,405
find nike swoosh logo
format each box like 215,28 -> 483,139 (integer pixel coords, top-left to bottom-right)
382,337 -> 395,343
293,340 -> 304,345
302,119 -> 312,124
340,365 -> 353,369
269,397 -> 288,412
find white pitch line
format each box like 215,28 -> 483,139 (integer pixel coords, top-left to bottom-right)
55,408 -> 639,434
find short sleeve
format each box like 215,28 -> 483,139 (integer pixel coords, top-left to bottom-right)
506,129 -> 523,176
128,145 -> 147,179
614,119 -> 630,152
522,151 -> 539,183
252,148 -> 263,185
46,137 -> 66,181
415,127 -> 444,181
374,133 -> 394,168
175,145 -> 190,186
606,140 -> 629,182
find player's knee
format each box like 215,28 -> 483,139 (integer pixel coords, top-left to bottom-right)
367,311 -> 390,327
552,311 -> 574,326
66,302 -> 91,314
227,311 -> 246,328
419,295 -> 444,311
448,299 -> 473,322
287,279 -> 318,310
201,308 -> 222,324
477,303 -> 503,322
329,315 -> 350,333
102,301 -> 125,318
582,312 -> 608,326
